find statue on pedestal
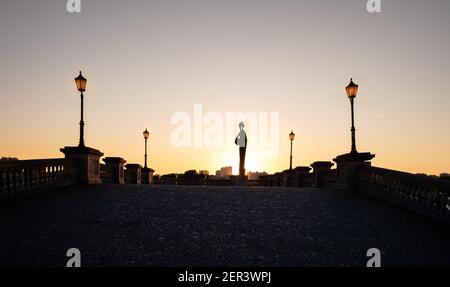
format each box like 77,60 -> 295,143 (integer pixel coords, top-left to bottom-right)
235,122 -> 248,176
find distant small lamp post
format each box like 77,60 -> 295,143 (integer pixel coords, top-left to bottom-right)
75,71 -> 87,147
143,128 -> 150,169
345,78 -> 359,154
289,130 -> 295,170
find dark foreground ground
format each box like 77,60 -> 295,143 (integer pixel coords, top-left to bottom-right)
0,184 -> 449,267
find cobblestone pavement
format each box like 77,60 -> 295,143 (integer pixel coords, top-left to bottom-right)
0,184 -> 449,267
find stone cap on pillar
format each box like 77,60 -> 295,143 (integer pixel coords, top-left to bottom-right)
294,166 -> 312,174
311,161 -> 334,170
103,157 -> 126,164
142,167 -> 155,173
333,152 -> 375,164
126,164 -> 142,170
60,146 -> 104,157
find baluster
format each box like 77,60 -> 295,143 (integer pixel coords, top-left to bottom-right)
55,165 -> 59,183
44,165 -> 49,186
12,169 -> 19,194
50,165 -> 54,184
444,193 -> 450,216
28,167 -> 33,189
418,186 -> 426,207
19,168 -> 25,192
57,164 -> 61,183
57,164 -> 62,183
431,187 -> 438,210
49,165 -> 54,184
53,165 -> 58,183
31,166 -> 37,189
0,170 -> 4,195
43,165 -> 48,186
38,165 -> 44,187
23,167 -> 28,190
5,170 -> 11,194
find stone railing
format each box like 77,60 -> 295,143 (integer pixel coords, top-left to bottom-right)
176,174 -> 206,186
356,166 -> 450,223
205,177 -> 231,186
258,162 -> 336,188
0,158 -> 78,199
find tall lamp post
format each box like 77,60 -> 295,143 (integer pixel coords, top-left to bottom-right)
143,128 -> 150,169
289,130 -> 295,170
345,78 -> 359,155
75,71 -> 87,147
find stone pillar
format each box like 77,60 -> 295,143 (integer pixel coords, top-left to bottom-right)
333,152 -> 375,190
162,174 -> 177,185
281,170 -> 293,187
293,166 -> 312,187
230,175 -> 248,186
273,172 -> 283,187
60,146 -> 103,184
311,161 -> 334,188
103,157 -> 126,184
141,167 -> 155,184
125,164 -> 142,184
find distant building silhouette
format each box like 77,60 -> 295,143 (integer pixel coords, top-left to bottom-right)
216,166 -> 232,178
247,171 -> 268,181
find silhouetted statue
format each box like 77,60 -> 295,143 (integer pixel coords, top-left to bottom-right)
235,122 -> 248,176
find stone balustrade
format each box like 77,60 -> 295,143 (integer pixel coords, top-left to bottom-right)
125,164 -> 142,184
102,157 -> 126,184
205,177 -> 231,186
177,174 -> 206,185
356,165 -> 450,223
2,152 -> 449,226
260,165 -> 332,188
0,158 -> 78,199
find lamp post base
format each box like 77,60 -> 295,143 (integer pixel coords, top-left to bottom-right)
333,152 -> 375,190
141,167 -> 155,184
103,157 -> 126,184
60,146 -> 104,184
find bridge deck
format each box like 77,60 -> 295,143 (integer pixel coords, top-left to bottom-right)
0,184 -> 449,266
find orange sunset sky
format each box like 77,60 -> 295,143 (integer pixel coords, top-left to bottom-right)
1,0 -> 449,175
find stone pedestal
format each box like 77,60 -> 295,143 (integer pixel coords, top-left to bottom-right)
162,174 -> 177,185
333,152 -> 375,190
60,146 -> 103,184
125,164 -> 142,184
281,170 -> 293,187
311,161 -> 334,188
272,172 -> 283,186
103,157 -> 126,184
141,167 -> 155,184
293,166 -> 312,187
230,175 -> 248,186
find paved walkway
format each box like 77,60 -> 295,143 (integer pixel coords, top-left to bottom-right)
0,184 -> 449,266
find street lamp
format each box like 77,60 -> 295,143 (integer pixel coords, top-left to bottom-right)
289,130 -> 295,170
143,128 -> 150,169
345,78 -> 359,154
74,71 -> 87,147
